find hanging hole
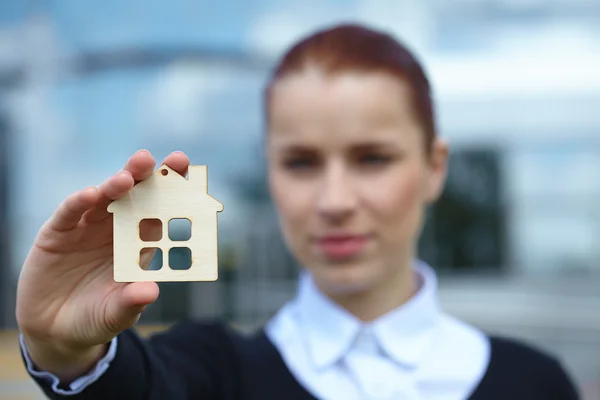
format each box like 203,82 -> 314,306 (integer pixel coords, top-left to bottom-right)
169,247 -> 192,270
161,168 -> 168,176
140,248 -> 162,270
139,219 -> 162,241
168,218 -> 191,241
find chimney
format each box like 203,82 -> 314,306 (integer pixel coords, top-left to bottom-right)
187,165 -> 207,192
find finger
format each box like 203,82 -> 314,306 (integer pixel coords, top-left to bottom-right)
124,149 -> 156,183
82,149 -> 154,223
121,282 -> 160,308
105,282 -> 159,333
47,187 -> 101,231
83,171 -> 135,223
160,151 -> 190,177
97,171 -> 135,201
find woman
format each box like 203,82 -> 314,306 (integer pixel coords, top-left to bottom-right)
16,23 -> 579,399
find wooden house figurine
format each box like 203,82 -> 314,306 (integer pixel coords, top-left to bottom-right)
107,165 -> 223,282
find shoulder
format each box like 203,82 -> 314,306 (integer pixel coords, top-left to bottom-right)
428,315 -> 580,399
487,335 -> 569,374
489,335 -> 556,363
472,335 -> 580,399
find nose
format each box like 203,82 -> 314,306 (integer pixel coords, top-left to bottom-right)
316,162 -> 357,223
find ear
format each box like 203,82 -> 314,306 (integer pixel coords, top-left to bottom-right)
424,138 -> 449,203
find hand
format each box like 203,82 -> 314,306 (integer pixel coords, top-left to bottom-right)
15,150 -> 190,376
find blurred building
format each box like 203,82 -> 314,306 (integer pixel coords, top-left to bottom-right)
0,0 -> 599,396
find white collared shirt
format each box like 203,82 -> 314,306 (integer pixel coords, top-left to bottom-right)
21,260 -> 490,399
265,260 -> 491,400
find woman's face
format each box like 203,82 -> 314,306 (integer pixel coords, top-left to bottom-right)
267,70 -> 448,296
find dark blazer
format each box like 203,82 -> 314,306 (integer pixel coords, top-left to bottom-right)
24,319 -> 580,400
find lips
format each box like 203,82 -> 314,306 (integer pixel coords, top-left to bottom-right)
315,235 -> 369,259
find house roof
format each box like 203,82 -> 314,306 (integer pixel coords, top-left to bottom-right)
107,164 -> 223,214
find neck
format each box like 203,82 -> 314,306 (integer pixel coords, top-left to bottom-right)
322,258 -> 418,322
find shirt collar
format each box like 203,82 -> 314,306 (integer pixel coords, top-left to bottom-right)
294,259 -> 441,371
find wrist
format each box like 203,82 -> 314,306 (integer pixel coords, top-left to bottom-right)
22,334 -> 109,383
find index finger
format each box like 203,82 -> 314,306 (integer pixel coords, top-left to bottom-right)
124,149 -> 157,183
83,150 -> 157,223
46,186 -> 101,231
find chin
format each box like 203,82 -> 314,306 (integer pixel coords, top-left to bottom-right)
311,259 -> 379,296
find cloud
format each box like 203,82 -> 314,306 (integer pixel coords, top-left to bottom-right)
136,60 -> 234,141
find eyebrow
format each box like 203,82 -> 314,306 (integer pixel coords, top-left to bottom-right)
349,141 -> 401,152
276,143 -> 317,152
270,139 -> 403,154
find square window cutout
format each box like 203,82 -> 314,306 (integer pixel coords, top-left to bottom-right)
140,248 -> 162,270
139,219 -> 162,241
169,218 -> 191,241
169,247 -> 192,270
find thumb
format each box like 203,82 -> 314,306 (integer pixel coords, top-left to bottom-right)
105,282 -> 159,333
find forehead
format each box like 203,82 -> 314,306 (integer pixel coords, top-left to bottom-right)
267,70 -> 420,145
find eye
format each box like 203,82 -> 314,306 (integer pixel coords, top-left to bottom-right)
358,153 -> 393,166
282,156 -> 318,171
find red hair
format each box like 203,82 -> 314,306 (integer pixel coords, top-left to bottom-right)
264,23 -> 436,152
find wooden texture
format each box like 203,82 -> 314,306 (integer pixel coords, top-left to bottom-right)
107,165 -> 223,282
